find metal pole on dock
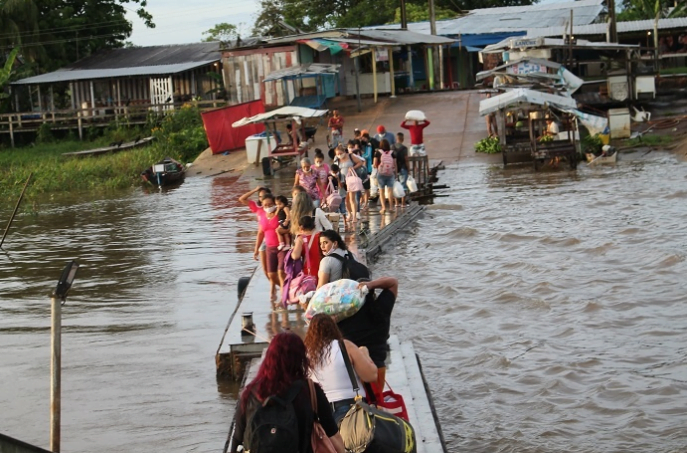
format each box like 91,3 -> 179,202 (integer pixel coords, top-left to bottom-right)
50,261 -> 79,453
0,172 -> 32,249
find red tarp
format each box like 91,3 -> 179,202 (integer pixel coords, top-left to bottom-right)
201,100 -> 265,154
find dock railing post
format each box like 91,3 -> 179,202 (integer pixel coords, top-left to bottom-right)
50,261 -> 79,453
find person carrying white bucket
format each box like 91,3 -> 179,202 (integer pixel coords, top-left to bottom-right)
400,110 -> 430,156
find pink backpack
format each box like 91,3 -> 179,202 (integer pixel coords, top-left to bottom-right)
378,150 -> 395,176
321,180 -> 342,213
287,237 -> 317,305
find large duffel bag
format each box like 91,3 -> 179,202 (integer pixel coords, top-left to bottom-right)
338,400 -> 417,453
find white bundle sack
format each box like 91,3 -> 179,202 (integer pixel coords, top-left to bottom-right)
405,110 -> 426,121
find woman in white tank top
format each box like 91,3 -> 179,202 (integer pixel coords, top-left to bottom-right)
305,314 -> 378,422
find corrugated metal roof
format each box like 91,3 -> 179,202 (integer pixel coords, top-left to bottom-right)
263,63 -> 340,82
349,29 -> 455,45
526,17 -> 687,38
371,0 -> 603,35
266,29 -> 454,46
66,42 -> 220,70
12,61 -> 217,85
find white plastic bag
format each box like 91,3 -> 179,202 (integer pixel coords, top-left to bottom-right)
393,180 -> 406,198
369,168 -> 379,197
405,110 -> 426,121
305,279 -> 369,323
406,175 -> 418,193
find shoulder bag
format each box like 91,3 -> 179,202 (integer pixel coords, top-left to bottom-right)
345,167 -> 364,193
308,379 -> 338,453
337,340 -> 418,453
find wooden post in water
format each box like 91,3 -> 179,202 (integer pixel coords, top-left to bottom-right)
49,261 -> 79,453
50,293 -> 61,453
0,172 -> 32,249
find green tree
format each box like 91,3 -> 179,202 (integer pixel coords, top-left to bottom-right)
1,0 -> 153,72
0,47 -> 20,98
391,3 -> 460,23
0,0 -> 40,61
252,0 -> 301,37
253,0 -> 539,33
202,22 -> 239,42
618,0 -> 686,20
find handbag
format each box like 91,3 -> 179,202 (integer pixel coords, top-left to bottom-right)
287,236 -> 317,305
345,167 -> 364,193
338,340 -> 417,453
321,180 -> 342,213
308,379 -> 338,453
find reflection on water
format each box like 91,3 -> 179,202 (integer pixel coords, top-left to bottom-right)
1,151 -> 687,452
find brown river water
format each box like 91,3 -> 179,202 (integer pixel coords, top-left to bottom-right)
2,149 -> 687,452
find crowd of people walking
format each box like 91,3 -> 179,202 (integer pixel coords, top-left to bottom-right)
230,111 -> 423,453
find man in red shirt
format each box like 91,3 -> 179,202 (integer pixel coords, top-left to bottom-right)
400,119 -> 430,156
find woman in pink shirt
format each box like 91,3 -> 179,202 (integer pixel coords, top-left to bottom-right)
240,187 -> 285,304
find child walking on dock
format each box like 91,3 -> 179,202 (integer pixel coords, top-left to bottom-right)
275,195 -> 292,251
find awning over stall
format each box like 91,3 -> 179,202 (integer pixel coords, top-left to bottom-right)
232,106 -> 329,128
479,88 -> 577,116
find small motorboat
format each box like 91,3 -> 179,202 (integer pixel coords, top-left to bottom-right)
141,157 -> 186,187
586,145 -> 618,165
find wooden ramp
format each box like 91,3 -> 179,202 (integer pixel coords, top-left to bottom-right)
61,136 -> 153,157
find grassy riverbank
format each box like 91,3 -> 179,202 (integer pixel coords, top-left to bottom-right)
0,104 -> 208,206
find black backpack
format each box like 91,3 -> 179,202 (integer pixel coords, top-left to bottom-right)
244,381 -> 303,453
330,252 -> 371,281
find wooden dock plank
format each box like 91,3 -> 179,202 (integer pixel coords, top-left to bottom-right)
399,340 -> 446,453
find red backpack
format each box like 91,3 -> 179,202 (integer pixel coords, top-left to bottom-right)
378,150 -> 395,176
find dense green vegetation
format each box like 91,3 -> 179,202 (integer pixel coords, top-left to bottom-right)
0,104 -> 208,204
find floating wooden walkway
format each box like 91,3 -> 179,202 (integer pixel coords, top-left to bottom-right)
216,202 -> 448,453
62,137 -> 154,157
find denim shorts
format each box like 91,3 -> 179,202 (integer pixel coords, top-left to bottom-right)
376,174 -> 395,189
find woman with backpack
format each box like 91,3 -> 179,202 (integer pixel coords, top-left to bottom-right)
305,314 -> 378,423
373,139 -> 396,214
230,332 -> 345,453
290,215 -> 321,278
316,229 -> 369,289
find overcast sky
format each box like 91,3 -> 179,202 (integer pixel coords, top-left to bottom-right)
126,0 -> 258,46
125,0 -> 569,46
